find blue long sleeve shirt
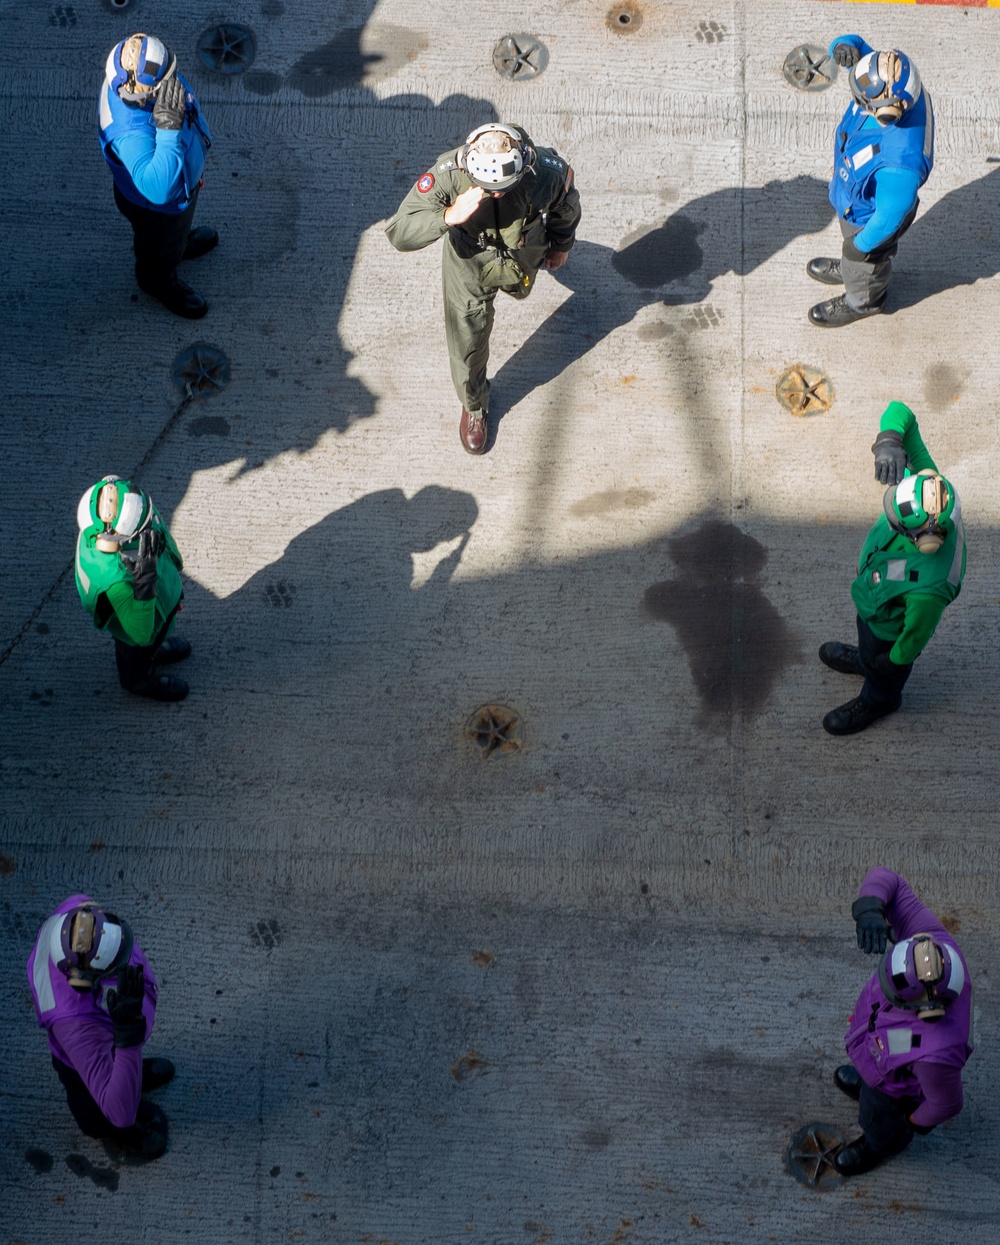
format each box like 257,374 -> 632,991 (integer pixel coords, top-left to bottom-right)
98,72 -> 210,213
827,34 -> 929,251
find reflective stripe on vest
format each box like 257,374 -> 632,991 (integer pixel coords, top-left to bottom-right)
948,504 -> 966,588
32,915 -> 63,1014
831,92 -> 933,224
886,1026 -> 913,1056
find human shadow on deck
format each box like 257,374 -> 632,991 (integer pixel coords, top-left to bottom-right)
490,175 -> 834,426
886,164 -> 1000,312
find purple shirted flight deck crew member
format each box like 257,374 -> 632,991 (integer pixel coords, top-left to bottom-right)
807,34 -> 933,327
831,868 -> 973,1177
27,895 -> 174,1161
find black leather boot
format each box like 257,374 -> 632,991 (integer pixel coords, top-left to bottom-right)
819,642 -> 862,675
809,294 -> 884,327
823,696 -> 899,736
182,227 -> 219,261
129,672 -> 189,702
834,1064 -> 862,1101
834,1135 -> 887,1177
806,257 -> 843,285
153,637 -> 192,665
142,1058 -> 176,1092
102,1101 -> 169,1164
139,275 -> 208,320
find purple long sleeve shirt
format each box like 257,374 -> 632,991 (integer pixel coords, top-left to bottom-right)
27,894 -> 158,1129
845,868 -> 972,1129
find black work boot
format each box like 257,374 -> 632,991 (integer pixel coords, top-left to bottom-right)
823,696 -> 899,736
834,1136 -> 887,1177
819,642 -> 862,675
806,257 -> 843,285
141,1058 -> 176,1092
139,275 -> 208,320
103,1100 -> 169,1165
128,672 -> 189,702
153,637 -> 192,665
834,1064 -> 863,1101
808,295 -> 883,327
182,227 -> 219,261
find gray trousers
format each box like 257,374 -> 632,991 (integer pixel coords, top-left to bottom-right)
839,201 -> 918,311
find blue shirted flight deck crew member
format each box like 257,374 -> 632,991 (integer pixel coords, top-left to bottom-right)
99,34 -> 216,320
807,35 -> 933,327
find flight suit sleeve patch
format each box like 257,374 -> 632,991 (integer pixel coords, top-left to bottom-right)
564,166 -> 574,192
417,173 -> 435,193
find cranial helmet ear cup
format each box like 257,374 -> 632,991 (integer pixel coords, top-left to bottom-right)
914,530 -> 945,554
875,103 -> 904,123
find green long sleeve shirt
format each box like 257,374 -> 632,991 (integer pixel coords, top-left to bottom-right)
75,514 -> 184,648
850,402 -> 965,666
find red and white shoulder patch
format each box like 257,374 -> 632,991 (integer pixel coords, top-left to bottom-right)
417,173 -> 435,193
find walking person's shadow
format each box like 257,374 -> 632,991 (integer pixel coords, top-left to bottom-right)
490,174 -> 835,428
884,163 -> 1000,312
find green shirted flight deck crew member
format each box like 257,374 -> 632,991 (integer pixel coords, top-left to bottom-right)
386,123 -> 581,455
75,476 -> 192,701
820,402 -> 965,735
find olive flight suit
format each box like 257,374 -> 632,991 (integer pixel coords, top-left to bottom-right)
386,145 -> 582,416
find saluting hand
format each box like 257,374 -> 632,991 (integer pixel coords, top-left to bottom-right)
107,964 -> 147,1048
444,186 -> 486,226
153,75 -> 187,131
125,529 -> 162,602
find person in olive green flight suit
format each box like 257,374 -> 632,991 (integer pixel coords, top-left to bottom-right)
385,122 -> 582,455
820,402 -> 966,735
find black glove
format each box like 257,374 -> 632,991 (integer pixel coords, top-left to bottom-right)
872,430 -> 909,486
153,75 -> 187,131
106,964 -> 147,1048
869,649 -> 904,678
833,43 -> 861,69
122,529 -> 162,602
851,895 -> 889,955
